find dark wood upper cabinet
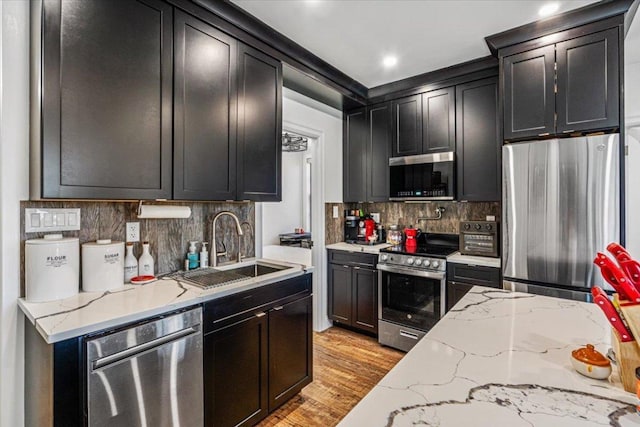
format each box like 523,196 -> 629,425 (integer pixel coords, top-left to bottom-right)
41,0 -> 173,199
343,108 -> 368,203
422,87 -> 455,153
367,103 -> 391,202
236,43 -> 283,202
391,94 -> 422,157
503,45 -> 556,140
556,28 -> 619,133
173,11 -> 237,200
502,26 -> 620,140
456,77 -> 500,202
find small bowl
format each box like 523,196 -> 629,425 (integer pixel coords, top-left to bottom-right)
571,344 -> 612,380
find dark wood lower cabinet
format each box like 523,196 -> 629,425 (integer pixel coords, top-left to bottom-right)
268,295 -> 313,411
446,263 -> 501,311
204,315 -> 269,427
327,250 -> 378,335
203,274 -> 313,426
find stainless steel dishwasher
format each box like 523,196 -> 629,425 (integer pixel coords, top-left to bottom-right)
86,307 -> 203,427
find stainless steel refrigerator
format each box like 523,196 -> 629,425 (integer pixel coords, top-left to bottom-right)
502,134 -> 620,301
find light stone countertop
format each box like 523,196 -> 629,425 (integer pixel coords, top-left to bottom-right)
18,258 -> 312,344
339,286 -> 637,426
447,251 -> 501,268
325,242 -> 391,254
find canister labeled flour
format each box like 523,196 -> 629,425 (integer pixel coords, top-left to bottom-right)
82,239 -> 124,292
25,234 -> 79,302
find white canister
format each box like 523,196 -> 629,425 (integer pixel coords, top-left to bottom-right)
25,234 -> 79,303
82,239 -> 125,292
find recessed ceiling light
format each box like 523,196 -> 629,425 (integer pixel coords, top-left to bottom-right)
383,56 -> 398,68
538,2 -> 560,17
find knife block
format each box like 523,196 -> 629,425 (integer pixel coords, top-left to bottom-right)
611,329 -> 640,393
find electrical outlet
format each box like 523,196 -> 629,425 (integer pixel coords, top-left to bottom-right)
126,222 -> 140,242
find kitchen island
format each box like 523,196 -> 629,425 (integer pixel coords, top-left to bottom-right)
340,287 -> 638,426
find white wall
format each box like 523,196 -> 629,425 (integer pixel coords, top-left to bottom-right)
282,89 -> 343,202
0,1 -> 29,426
262,150 -> 305,245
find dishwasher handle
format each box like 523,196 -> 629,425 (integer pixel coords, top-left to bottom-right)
91,325 -> 200,371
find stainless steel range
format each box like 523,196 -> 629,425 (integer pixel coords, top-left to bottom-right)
377,233 -> 458,352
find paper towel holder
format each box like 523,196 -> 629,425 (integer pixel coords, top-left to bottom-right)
137,200 -> 192,219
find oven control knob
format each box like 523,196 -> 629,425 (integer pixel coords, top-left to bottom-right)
422,260 -> 431,267
475,223 -> 482,230
414,259 -> 422,266
464,223 -> 471,230
406,258 -> 414,265
486,224 -> 492,230
431,261 -> 440,269
380,254 -> 388,262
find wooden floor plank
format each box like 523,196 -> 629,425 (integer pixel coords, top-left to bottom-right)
257,327 -> 404,427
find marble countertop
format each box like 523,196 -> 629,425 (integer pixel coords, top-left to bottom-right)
18,258 -> 311,344
340,287 -> 638,426
447,251 -> 501,268
326,242 -> 391,254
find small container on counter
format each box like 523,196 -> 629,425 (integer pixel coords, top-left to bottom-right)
124,242 -> 138,283
387,225 -> 403,246
82,239 -> 125,292
200,242 -> 209,268
570,344 -> 612,380
25,234 -> 79,302
187,241 -> 199,270
138,241 -> 154,276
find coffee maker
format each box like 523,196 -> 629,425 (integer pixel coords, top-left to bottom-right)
344,211 -> 359,243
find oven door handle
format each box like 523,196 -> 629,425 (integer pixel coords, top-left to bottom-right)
377,263 -> 445,280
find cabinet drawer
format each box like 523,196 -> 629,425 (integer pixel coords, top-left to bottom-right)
203,274 -> 311,333
328,250 -> 377,268
447,263 -> 500,288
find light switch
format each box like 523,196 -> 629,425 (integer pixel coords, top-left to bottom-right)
67,212 -> 77,226
25,208 -> 81,232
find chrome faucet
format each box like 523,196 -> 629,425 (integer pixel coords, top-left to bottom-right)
211,211 -> 244,267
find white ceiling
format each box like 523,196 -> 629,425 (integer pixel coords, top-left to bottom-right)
231,0 -> 599,88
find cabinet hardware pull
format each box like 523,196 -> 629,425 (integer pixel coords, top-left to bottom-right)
562,129 -> 575,133
343,265 -> 350,268
255,312 -> 266,318
353,266 -> 360,270
399,330 -> 419,340
538,133 -> 550,137
273,306 -> 284,311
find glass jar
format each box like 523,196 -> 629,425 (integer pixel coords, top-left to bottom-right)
387,225 -> 403,246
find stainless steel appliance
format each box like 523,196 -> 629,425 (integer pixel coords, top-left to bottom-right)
86,308 -> 203,426
460,221 -> 499,257
378,234 -> 458,352
503,134 -> 620,301
389,152 -> 455,201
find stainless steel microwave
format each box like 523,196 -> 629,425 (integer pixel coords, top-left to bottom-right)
389,152 -> 455,201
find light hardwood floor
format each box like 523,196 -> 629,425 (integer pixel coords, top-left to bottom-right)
257,327 -> 404,427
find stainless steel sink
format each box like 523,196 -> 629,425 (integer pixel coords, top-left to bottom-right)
179,262 -> 290,290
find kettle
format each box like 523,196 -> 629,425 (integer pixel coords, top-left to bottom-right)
404,226 -> 420,249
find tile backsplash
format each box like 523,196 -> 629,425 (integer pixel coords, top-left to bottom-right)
325,201 -> 500,244
20,200 -> 255,296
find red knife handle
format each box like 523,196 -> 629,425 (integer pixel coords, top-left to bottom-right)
593,293 -> 634,342
607,242 -> 632,262
594,253 -> 640,303
620,259 -> 640,286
